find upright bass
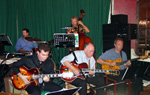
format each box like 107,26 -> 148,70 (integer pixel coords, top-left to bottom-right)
67,9 -> 92,50
78,9 -> 92,50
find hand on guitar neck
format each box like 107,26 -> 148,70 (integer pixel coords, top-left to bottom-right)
88,70 -> 95,76
124,60 -> 131,68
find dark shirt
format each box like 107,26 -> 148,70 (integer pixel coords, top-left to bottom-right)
12,54 -> 54,75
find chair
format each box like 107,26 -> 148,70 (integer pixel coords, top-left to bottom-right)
105,76 -> 131,95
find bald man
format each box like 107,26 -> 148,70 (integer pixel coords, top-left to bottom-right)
61,43 -> 106,95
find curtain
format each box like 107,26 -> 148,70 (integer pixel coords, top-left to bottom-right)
0,0 -> 110,68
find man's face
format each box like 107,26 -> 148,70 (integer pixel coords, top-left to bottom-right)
114,40 -> 123,52
22,30 -> 29,38
84,44 -> 95,58
37,50 -> 49,62
71,18 -> 78,27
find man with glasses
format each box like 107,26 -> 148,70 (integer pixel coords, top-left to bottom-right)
61,43 -> 106,95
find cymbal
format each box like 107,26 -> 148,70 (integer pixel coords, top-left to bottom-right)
61,27 -> 72,29
25,37 -> 41,42
48,39 -> 54,45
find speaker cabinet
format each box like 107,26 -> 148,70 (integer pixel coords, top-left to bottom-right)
111,14 -> 128,24
103,24 -> 137,40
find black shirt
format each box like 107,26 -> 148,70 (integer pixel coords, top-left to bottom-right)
12,54 -> 54,75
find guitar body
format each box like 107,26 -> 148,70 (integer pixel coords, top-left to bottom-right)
60,62 -> 88,83
12,67 -> 39,90
102,58 -> 122,74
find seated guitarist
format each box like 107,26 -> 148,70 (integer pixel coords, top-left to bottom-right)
61,43 -> 106,95
12,43 -> 62,95
97,38 -> 131,71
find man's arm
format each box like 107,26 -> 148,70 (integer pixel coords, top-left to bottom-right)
64,61 -> 80,75
78,21 -> 90,33
17,73 -> 30,84
33,42 -> 38,48
12,58 -> 30,84
15,39 -> 21,52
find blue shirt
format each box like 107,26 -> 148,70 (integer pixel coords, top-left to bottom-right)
15,36 -> 38,52
99,48 -> 127,70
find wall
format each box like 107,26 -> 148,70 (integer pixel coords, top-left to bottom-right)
114,0 -> 137,23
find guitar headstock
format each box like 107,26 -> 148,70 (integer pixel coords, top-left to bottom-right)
79,9 -> 85,21
109,70 -> 120,76
140,55 -> 149,59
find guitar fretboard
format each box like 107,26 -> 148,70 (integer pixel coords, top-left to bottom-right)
82,69 -> 109,73
33,74 -> 62,79
116,57 -> 140,66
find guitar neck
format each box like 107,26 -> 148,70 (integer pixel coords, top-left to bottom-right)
116,57 -> 140,66
82,69 -> 109,73
33,74 -> 62,79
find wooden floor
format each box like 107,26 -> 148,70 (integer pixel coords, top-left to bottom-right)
140,86 -> 150,95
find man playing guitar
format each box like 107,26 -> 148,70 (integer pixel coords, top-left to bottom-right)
61,43 -> 106,95
97,38 -> 131,71
12,43 -> 62,95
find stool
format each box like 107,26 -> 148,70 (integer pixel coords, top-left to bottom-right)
4,77 -> 28,94
4,77 -> 51,95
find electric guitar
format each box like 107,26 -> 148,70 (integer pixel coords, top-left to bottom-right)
102,55 -> 149,73
12,66 -> 73,90
60,62 -> 119,83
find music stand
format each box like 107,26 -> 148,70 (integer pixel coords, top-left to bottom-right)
54,33 -> 75,48
0,34 -> 13,55
45,87 -> 81,95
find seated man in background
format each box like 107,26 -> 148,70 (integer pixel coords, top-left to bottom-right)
15,28 -> 38,53
12,43 -> 62,95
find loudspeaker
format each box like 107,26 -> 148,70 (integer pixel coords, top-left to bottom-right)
103,24 -> 137,40
111,14 -> 128,24
128,24 -> 137,39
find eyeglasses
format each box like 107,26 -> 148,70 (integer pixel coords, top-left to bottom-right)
86,49 -> 95,53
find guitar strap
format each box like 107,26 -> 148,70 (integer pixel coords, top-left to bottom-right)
120,51 -> 122,59
72,51 -> 78,63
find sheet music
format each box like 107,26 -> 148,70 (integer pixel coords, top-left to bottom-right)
0,58 -> 21,65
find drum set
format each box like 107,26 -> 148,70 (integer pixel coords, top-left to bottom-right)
24,36 -> 54,56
